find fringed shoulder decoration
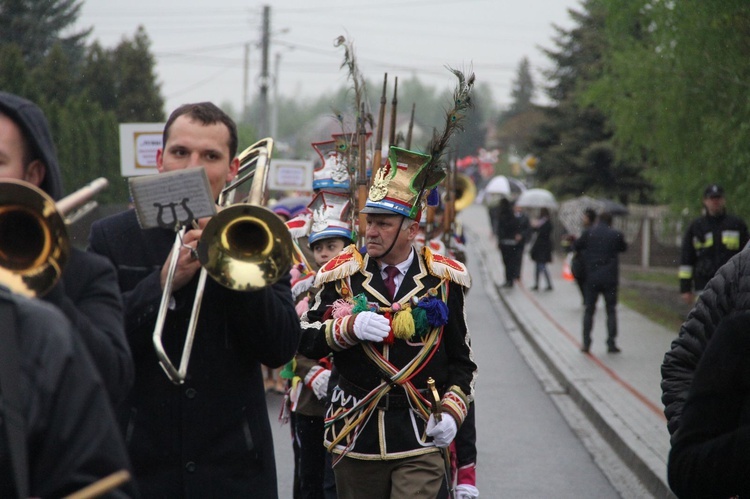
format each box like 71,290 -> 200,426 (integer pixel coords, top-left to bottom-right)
291,273 -> 315,301
286,212 -> 312,239
423,246 -> 471,288
314,244 -> 363,286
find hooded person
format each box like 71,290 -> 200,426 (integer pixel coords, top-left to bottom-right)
0,91 -> 133,408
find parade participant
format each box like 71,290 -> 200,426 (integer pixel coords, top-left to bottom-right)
574,212 -> 627,353
88,102 -> 300,497
298,145 -> 477,499
0,287 -> 134,498
285,190 -> 353,499
0,91 -> 133,408
678,183 -> 748,304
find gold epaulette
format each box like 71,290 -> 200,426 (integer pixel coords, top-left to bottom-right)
313,244 -> 364,286
423,246 -> 471,288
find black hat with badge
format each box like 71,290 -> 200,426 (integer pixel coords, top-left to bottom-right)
704,184 -> 725,198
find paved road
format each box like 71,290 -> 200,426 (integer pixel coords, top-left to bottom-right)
266,238 -> 621,498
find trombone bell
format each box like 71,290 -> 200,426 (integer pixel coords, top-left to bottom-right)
198,204 -> 293,291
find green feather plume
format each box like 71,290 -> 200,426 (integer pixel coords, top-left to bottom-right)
415,67 -> 475,190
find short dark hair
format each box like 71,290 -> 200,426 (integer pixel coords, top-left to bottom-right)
599,212 -> 613,226
163,102 -> 238,159
583,208 -> 597,224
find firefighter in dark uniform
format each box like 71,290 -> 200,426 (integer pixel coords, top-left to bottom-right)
679,184 -> 749,304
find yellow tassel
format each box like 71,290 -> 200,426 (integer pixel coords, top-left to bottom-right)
392,308 -> 415,340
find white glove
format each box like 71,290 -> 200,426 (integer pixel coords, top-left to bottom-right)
455,484 -> 479,499
353,311 -> 390,342
304,366 -> 331,400
426,413 -> 457,448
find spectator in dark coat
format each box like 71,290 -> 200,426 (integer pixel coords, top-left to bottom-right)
492,199 -> 528,288
573,212 -> 627,353
530,207 -> 554,291
667,311 -> 750,498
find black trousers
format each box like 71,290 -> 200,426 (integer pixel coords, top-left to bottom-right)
583,282 -> 618,347
291,412 -> 326,499
500,244 -> 524,283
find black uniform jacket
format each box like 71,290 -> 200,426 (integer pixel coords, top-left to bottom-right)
679,212 -> 749,293
299,246 -> 476,460
89,209 -> 300,498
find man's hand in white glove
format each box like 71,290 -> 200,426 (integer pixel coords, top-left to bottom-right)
455,484 -> 479,499
426,413 -> 457,447
353,311 -> 390,342
304,366 -> 331,400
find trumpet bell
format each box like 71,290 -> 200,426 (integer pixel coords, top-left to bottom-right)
198,204 -> 294,291
0,180 -> 69,297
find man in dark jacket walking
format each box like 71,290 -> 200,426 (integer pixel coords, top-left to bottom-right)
678,183 -> 748,304
574,212 -> 627,353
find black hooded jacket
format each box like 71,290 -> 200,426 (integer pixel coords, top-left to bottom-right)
0,92 -> 133,407
0,288 -> 134,498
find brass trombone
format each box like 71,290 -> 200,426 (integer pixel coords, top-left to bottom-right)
153,138 -> 294,384
0,177 -> 109,297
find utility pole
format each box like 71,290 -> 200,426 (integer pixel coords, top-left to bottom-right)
258,5 -> 271,138
242,42 -> 250,119
271,51 -> 281,140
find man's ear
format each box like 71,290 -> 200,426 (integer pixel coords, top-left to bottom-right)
226,156 -> 240,183
24,160 -> 46,187
156,148 -> 165,173
406,220 -> 420,240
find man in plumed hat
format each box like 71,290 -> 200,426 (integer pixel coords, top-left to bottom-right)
298,146 -> 477,498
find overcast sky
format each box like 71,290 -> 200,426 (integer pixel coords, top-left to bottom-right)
74,0 -> 582,114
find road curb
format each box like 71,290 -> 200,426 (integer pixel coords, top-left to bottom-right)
473,231 -> 676,498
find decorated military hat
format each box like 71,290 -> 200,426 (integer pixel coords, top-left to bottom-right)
361,146 -> 446,220
311,139 -> 350,192
307,190 -> 354,245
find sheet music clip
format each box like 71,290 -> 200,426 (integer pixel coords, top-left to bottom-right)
129,168 -> 217,230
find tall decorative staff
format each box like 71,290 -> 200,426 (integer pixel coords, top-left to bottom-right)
388,77 -> 399,147
334,34 -> 371,244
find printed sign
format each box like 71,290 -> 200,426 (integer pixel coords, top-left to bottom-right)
120,123 -> 165,177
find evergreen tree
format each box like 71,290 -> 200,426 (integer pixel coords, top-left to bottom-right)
530,0 -> 652,204
0,0 -> 91,67
506,57 -> 535,118
0,44 -> 29,94
111,27 -> 165,122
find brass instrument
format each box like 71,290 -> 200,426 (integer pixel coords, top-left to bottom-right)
153,138 -> 294,384
0,177 -> 108,297
454,173 -> 477,212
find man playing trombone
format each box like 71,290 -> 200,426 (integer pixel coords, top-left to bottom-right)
0,92 -> 133,407
88,102 -> 300,497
